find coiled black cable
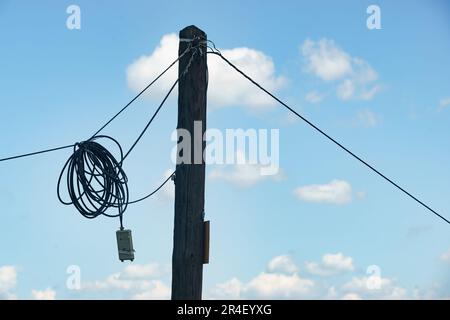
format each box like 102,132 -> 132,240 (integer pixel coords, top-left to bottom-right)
56,74 -> 180,228
56,37 -> 204,228
57,135 -> 129,228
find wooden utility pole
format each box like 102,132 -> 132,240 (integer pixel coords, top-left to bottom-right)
171,25 -> 207,300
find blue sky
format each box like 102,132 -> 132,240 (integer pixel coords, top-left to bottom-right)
0,0 -> 450,299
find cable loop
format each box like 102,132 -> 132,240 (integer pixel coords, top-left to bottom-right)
57,135 -> 129,221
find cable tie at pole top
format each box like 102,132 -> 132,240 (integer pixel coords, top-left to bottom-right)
179,36 -> 207,49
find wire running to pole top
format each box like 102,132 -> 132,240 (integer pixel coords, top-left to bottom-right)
128,171 -> 175,205
0,40 -> 195,163
0,144 -> 75,162
0,37 -> 202,223
0,35 -> 203,231
89,43 -> 193,140
56,40 -> 202,226
207,49 -> 450,226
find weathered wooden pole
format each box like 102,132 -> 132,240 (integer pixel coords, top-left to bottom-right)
171,25 -> 207,300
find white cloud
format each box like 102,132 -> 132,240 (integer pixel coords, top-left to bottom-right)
210,273 -> 315,300
439,97 -> 450,111
209,278 -> 243,300
81,262 -> 171,300
205,249 -> 450,300
127,34 -> 286,111
83,273 -> 170,299
341,293 -> 362,300
357,108 -> 378,127
305,91 -> 325,104
208,256 -> 314,299
293,179 -> 352,205
267,255 -> 298,274
120,262 -> 167,279
360,85 -> 381,101
337,79 -> 355,100
156,169 -> 175,202
208,47 -> 287,110
301,38 -> 380,101
126,34 -> 179,102
208,254 -> 445,299
245,272 -> 315,299
0,266 -> 17,300
31,288 -> 56,300
83,273 -> 142,291
305,253 -> 355,276
439,248 -> 450,263
302,39 -> 353,81
342,276 -> 407,300
163,170 -> 175,198
209,164 -> 281,187
352,58 -> 378,83
209,151 -> 283,187
326,286 -> 338,299
131,281 -> 171,300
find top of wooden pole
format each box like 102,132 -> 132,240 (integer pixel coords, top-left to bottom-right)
179,25 -> 206,38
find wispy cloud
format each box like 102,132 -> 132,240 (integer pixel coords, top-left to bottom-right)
209,151 -> 284,187
0,265 -> 17,300
439,248 -> 450,263
207,254 -> 414,300
438,97 -> 450,111
302,39 -> 353,81
301,38 -> 381,101
357,108 -> 378,127
267,255 -> 299,274
305,90 -> 325,104
209,255 -> 314,299
341,276 -> 406,300
80,262 -> 171,300
305,253 -> 355,276
293,179 -> 352,205
31,288 -> 56,300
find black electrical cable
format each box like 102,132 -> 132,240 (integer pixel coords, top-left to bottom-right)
0,41 -> 196,164
208,50 -> 450,226
56,78 -> 178,226
55,74 -> 181,224
89,44 -> 192,139
128,171 -> 175,205
0,144 -> 75,162
0,38 -> 202,229
123,77 -> 180,161
56,42 -> 200,227
57,135 -> 129,228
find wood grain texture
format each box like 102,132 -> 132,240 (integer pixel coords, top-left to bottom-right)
171,25 -> 207,300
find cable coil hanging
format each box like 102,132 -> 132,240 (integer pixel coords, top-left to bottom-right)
57,135 -> 129,227
55,36 -> 204,229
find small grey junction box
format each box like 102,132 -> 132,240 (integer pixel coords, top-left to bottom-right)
116,229 -> 135,262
